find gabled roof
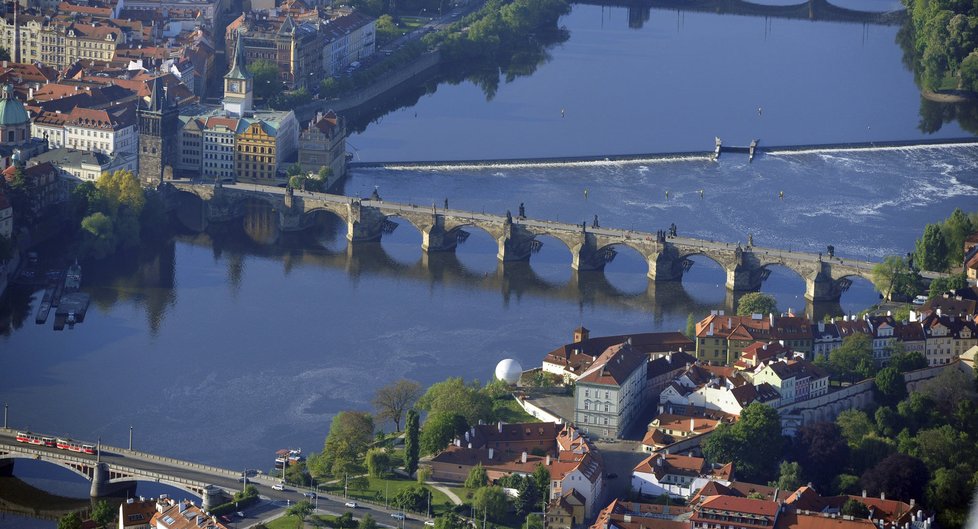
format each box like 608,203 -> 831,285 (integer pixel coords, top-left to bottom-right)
577,343 -> 647,387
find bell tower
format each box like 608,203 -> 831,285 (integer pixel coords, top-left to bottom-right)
224,30 -> 253,117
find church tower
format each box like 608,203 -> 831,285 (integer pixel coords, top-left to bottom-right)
224,31 -> 253,117
138,77 -> 178,186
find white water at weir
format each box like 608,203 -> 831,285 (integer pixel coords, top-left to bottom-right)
347,143 -> 978,261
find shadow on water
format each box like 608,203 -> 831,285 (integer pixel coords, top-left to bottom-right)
0,476 -> 90,522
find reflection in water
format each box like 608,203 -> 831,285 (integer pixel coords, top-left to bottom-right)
0,476 -> 91,521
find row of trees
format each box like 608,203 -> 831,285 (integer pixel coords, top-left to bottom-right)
903,0 -> 978,92
913,208 -> 977,272
69,170 -> 166,259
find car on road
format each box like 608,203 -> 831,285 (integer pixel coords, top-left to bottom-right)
345,501 -> 358,508
236,512 -> 246,518
425,521 -> 435,526
272,483 -> 285,491
391,512 -> 406,520
304,492 -> 317,499
913,295 -> 928,305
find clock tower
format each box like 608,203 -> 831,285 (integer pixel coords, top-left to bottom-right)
224,31 -> 253,117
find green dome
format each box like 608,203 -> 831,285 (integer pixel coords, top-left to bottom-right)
0,85 -> 29,126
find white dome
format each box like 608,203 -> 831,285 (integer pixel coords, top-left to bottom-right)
495,359 -> 523,384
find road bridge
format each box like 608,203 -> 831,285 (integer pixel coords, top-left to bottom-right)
168,182 -> 942,302
0,428 -> 253,510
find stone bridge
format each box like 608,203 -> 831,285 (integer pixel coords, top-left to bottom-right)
587,0 -> 906,25
169,182 -> 887,302
0,429 -> 247,510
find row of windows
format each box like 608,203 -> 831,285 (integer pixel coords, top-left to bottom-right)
583,389 -> 610,399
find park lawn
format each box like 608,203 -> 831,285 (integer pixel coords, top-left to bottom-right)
265,515 -> 303,529
319,475 -> 454,516
492,397 -> 539,423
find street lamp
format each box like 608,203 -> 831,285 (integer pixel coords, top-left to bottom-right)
3,402 -> 7,429
129,425 -> 133,451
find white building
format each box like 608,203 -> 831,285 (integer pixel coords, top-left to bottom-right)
62,106 -> 138,155
574,340 -> 648,439
29,148 -> 138,183
321,10 -> 376,76
201,115 -> 241,181
631,452 -> 732,499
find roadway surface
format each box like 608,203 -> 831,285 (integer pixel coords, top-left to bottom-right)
0,429 -> 429,529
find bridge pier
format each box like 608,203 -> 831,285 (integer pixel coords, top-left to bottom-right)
201,485 -> 229,512
89,463 -> 130,498
496,224 -> 537,262
805,271 -> 850,302
645,250 -> 686,281
421,216 -> 465,253
725,265 -> 765,292
571,234 -> 617,271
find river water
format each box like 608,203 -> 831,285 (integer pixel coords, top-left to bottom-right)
2,1 -> 978,522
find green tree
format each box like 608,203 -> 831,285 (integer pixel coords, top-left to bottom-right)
366,448 -> 393,477
837,409 -> 874,447
532,463 -> 551,497
472,486 -> 509,521
841,498 -> 870,518
97,169 -> 145,217
828,333 -> 877,382
872,255 -> 919,300
773,461 -> 803,490
420,411 -> 467,455
685,313 -> 696,340
874,367 -> 907,406
248,60 -> 281,101
914,224 -> 950,271
736,292 -> 778,316
897,392 -> 939,433
875,406 -> 902,438
392,485 -> 427,512
286,162 -> 303,177
928,273 -> 969,299
416,377 -> 493,425
860,453 -> 929,503
913,425 -> 969,471
833,474 -> 861,495
285,460 -> 312,486
359,513 -> 379,529
81,211 -> 117,259
322,411 -> 375,476
889,349 -> 928,372
90,500 -> 114,529
851,435 -> 896,476
58,512 -> 82,529
465,462 -> 489,488
374,379 -> 422,431
927,465 -> 973,528
514,474 -> 540,517
941,208 -> 974,264
702,403 -> 784,483
416,465 -> 432,484
434,512 -> 469,529
405,409 -> 420,474
287,500 -> 314,522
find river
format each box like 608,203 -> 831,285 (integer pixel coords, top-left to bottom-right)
1,1 -> 977,524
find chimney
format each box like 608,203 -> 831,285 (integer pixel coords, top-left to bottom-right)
862,490 -> 867,498
708,322 -> 714,336
818,321 -> 825,332
656,456 -> 662,467
498,421 -> 503,433
719,310 -> 724,316
881,492 -> 885,500
521,452 -> 527,464
465,431 -> 470,442
690,418 -> 695,432
467,443 -> 472,449
769,313 -> 775,326
488,448 -> 493,460
546,455 -> 551,465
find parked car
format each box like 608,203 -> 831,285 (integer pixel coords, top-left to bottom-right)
272,483 -> 285,491
345,501 -> 358,508
391,512 -> 406,520
425,521 -> 435,526
236,512 -> 246,518
913,295 -> 928,305
304,492 -> 317,499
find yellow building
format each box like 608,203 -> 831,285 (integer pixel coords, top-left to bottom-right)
235,120 -> 278,183
0,13 -> 123,69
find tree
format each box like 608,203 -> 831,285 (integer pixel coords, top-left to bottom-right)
872,255 -> 919,300
828,333 -> 877,382
773,461 -> 803,490
532,463 -> 551,498
927,465 -> 973,528
940,208 -> 974,264
287,500 -> 314,522
97,169 -> 145,217
322,411 -> 375,476
81,212 -> 117,259
374,379 -> 422,431
416,465 -> 432,484
0,47 -> 9,61
248,60 -> 281,100
703,403 -> 784,483
285,459 -> 312,486
465,462 -> 489,488
928,273 -> 969,299
434,512 -> 470,529
58,512 -> 82,529
836,409 -> 874,447
514,474 -> 540,517
913,425 -> 969,471
685,313 -> 696,340
851,435 -> 896,476
914,224 -> 949,272
359,514 -> 379,529
736,292 -> 778,317
918,364 -> 978,415
841,498 -> 870,518
405,409 -> 420,474
90,500 -> 114,529
794,422 -> 850,493
860,453 -> 929,503
874,367 -> 907,406
392,485 -> 427,512
889,349 -> 928,372
472,486 -> 510,521
420,411 -> 467,455
833,474 -> 861,495
366,448 -> 393,477
416,377 -> 493,425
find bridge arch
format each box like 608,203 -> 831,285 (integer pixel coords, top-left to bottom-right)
0,452 -> 93,483
105,476 -> 206,501
593,242 -> 654,293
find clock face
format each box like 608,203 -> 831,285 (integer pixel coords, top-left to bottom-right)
229,81 -> 240,92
